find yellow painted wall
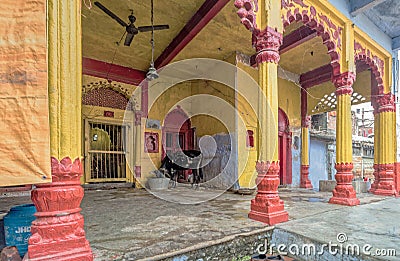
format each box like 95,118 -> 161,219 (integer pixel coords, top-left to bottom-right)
278,78 -> 301,128
237,61 -> 259,188
141,79 -> 237,186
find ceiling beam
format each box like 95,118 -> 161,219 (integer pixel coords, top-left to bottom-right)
299,61 -> 371,89
350,0 -> 386,16
82,57 -> 146,86
280,26 -> 317,54
154,0 -> 230,69
300,64 -> 333,89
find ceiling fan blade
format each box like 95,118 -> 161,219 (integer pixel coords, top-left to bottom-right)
94,2 -> 128,27
138,25 -> 170,32
124,33 -> 135,46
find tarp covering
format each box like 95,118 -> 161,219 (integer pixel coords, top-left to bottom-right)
0,0 -> 51,186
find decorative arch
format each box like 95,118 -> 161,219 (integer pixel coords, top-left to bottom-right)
354,41 -> 385,97
162,106 -> 194,159
281,0 -> 343,76
82,80 -> 138,111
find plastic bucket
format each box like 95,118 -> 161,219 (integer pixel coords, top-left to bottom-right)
3,204 -> 36,257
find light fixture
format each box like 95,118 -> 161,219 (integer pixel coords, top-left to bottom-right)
146,0 -> 159,81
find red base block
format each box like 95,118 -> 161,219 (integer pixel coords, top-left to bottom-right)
300,165 -> 313,189
249,196 -> 288,225
369,164 -> 379,193
372,163 -> 398,197
249,161 -> 288,225
26,157 -> 93,261
395,163 -> 400,196
329,163 -> 360,206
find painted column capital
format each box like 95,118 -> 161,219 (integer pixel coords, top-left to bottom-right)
333,72 -> 355,96
253,27 -> 283,64
377,93 -> 395,113
234,0 -> 282,64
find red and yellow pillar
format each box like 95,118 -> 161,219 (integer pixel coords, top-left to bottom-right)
372,93 -> 398,196
329,72 -> 360,206
300,88 -> 313,189
235,0 -> 288,225
27,0 -> 93,260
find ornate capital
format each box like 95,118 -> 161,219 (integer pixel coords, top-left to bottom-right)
377,93 -> 395,113
254,27 -> 283,64
234,1 -> 282,65
333,72 -> 355,96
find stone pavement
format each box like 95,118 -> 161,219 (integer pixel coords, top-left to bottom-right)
0,186 -> 398,260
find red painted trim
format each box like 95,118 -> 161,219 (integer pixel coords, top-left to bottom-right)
300,88 -> 308,127
154,0 -> 230,69
299,64 -> 333,89
82,57 -> 146,86
280,26 -> 317,54
278,108 -> 292,185
299,62 -> 370,89
395,163 -> 400,195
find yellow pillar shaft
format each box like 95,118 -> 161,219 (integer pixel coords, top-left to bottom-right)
336,94 -> 353,163
258,62 -> 279,162
48,0 -> 82,159
301,127 -> 309,165
379,111 -> 396,164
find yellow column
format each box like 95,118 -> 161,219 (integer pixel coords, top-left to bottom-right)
373,93 -> 398,196
329,72 -> 360,206
301,128 -> 309,166
27,0 -> 93,260
134,111 -> 143,187
235,0 -> 288,225
300,89 -> 312,188
48,0 -> 82,159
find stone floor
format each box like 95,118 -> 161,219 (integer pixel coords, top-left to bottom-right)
0,186 -> 398,260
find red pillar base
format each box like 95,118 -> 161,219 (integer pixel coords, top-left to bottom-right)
395,162 -> 400,196
372,163 -> 398,197
248,161 -> 288,225
369,164 -> 379,193
26,157 -> 93,261
300,165 -> 313,189
329,163 -> 360,206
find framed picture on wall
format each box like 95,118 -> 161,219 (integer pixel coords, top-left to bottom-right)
145,132 -> 159,153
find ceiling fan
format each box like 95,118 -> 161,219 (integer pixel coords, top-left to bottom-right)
94,1 -> 169,46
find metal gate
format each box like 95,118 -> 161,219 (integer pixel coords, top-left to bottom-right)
86,122 -> 127,182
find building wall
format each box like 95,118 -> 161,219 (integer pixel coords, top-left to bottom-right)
309,139 -> 329,189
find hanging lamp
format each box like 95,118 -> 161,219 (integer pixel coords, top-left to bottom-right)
146,0 -> 159,81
